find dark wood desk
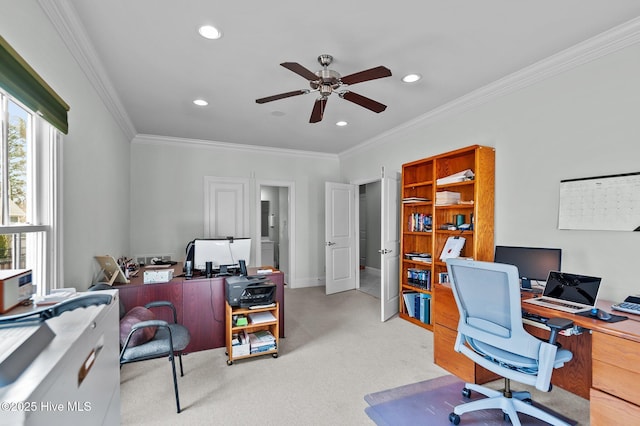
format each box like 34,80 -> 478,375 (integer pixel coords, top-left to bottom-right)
115,265 -> 285,354
434,282 -> 640,424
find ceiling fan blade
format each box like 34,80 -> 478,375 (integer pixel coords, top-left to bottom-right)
281,62 -> 319,81
309,97 -> 327,123
340,66 -> 392,85
256,90 -> 308,104
341,91 -> 387,113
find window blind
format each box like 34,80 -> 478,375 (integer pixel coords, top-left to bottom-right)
0,36 -> 69,134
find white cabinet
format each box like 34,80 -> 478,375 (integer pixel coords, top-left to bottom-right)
0,290 -> 120,425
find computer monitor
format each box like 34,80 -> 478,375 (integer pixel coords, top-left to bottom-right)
493,245 -> 562,289
192,238 -> 251,271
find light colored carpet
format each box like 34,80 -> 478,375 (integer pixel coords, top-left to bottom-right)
120,286 -> 590,425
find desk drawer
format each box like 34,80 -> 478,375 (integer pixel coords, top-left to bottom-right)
433,283 -> 459,329
591,388 -> 640,425
592,331 -> 640,406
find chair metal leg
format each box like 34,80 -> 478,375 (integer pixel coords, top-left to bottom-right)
178,353 -> 184,377
169,354 -> 181,413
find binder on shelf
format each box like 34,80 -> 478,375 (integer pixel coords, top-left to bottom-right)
439,236 -> 466,261
402,292 -> 417,317
436,169 -> 475,185
419,294 -> 431,324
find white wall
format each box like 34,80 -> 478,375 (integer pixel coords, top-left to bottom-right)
2,0 -> 131,289
340,42 -> 640,302
130,136 -> 340,287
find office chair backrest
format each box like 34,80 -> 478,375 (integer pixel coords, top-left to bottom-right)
446,258 -> 544,362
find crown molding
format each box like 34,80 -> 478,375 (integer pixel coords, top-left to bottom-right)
132,134 -> 339,160
340,16 -> 640,160
39,0 -> 136,140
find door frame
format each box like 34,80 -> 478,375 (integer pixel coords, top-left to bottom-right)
255,179 -> 296,287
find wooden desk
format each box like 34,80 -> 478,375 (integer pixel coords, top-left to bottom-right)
114,265 -> 285,353
434,282 -> 640,424
521,296 -> 640,424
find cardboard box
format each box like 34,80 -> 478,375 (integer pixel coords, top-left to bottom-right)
143,269 -> 174,284
232,343 -> 250,357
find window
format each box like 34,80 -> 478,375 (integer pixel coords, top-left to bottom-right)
0,91 -> 60,295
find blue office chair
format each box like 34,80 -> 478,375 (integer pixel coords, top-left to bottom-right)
445,258 -> 574,426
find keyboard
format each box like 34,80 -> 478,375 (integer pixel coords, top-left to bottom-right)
612,301 -> 640,315
532,297 -> 584,311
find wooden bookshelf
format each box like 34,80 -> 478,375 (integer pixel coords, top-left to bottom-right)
399,145 -> 495,332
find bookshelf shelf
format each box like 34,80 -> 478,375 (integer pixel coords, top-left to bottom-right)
225,302 -> 279,365
399,145 -> 495,333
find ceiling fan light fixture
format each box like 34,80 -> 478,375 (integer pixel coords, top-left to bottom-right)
198,25 -> 222,40
193,99 -> 208,106
336,121 -> 348,127
402,73 -> 421,83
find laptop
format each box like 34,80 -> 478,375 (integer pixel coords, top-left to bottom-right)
522,271 -> 602,314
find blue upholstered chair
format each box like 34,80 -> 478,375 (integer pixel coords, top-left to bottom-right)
445,258 -> 574,426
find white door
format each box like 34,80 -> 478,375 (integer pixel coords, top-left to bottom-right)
204,177 -> 249,237
325,182 -> 357,294
380,174 -> 400,321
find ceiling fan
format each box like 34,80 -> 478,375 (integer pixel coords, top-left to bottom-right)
256,54 -> 392,123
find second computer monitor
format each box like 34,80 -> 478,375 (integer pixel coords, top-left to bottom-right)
493,245 -> 561,289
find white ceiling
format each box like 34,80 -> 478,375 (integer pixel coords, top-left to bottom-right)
55,1 -> 640,154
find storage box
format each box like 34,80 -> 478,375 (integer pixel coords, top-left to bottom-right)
232,342 -> 250,357
143,269 -> 174,284
0,269 -> 33,313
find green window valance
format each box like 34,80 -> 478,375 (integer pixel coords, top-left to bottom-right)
0,36 -> 69,134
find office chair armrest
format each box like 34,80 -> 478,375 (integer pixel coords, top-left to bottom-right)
145,301 -> 178,323
545,317 -> 573,345
130,319 -> 168,332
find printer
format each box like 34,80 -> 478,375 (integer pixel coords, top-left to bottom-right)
225,276 -> 276,308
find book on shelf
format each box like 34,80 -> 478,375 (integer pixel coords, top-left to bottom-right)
407,213 -> 432,232
407,268 -> 431,290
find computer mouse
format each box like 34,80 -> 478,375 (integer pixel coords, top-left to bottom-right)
591,308 -> 612,320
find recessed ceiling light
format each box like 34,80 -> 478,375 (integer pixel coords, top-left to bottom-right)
198,25 -> 222,40
336,121 -> 348,127
193,99 -> 208,106
402,73 -> 421,83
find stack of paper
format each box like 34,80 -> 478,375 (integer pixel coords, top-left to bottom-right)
435,191 -> 461,206
249,330 -> 276,353
437,169 -> 475,185
248,311 -> 276,324
402,197 -> 430,203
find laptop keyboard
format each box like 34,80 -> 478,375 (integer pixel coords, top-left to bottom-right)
531,298 -> 584,311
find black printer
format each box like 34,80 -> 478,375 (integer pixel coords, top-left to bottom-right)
225,276 -> 276,308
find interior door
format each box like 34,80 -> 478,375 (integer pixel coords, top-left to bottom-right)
204,177 -> 249,238
380,174 -> 400,321
325,182 -> 357,295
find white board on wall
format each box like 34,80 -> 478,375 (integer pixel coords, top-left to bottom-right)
558,172 -> 640,231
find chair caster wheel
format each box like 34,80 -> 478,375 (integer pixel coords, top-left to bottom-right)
461,388 -> 471,398
226,360 -> 233,366
449,412 -> 461,425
